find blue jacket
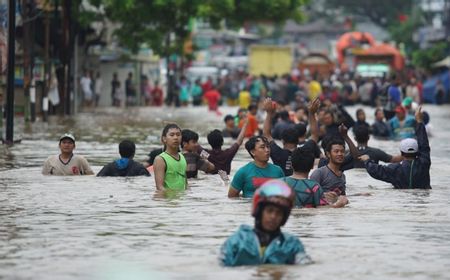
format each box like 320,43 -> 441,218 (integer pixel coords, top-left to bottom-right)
364,123 -> 431,189
220,225 -> 311,266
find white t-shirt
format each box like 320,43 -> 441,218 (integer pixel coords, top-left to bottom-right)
80,76 -> 92,95
94,78 -> 103,94
42,154 -> 94,176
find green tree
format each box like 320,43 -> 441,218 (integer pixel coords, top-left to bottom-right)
412,42 -> 448,70
100,0 -> 307,57
324,0 -> 414,29
388,8 -> 423,57
92,0 -> 307,99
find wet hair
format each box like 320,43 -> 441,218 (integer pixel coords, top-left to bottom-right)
237,108 -> 247,114
278,110 -> 290,121
291,148 -> 315,173
390,73 -> 397,82
223,114 -> 234,123
161,123 -> 181,138
248,104 -> 258,112
356,108 -> 365,119
320,134 -> 333,152
276,99 -> 286,106
119,140 -> 136,158
353,125 -> 370,143
207,129 -> 224,149
245,136 -> 269,158
325,138 -> 345,153
374,108 -> 383,117
295,105 -> 308,113
294,122 -> 307,138
281,127 -> 299,144
181,129 -> 199,148
401,151 -> 418,158
323,110 -> 333,118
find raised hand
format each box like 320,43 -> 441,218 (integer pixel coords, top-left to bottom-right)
308,98 -> 321,114
415,105 -> 423,123
338,123 -> 348,137
263,97 -> 276,113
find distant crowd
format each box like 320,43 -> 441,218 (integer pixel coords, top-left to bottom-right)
79,66 -> 447,113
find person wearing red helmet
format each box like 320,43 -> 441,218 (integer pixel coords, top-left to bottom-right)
220,180 -> 311,266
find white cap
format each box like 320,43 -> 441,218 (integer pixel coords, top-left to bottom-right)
400,138 -> 418,154
59,133 -> 75,143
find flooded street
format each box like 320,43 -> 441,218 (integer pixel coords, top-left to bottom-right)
1,105 -> 450,280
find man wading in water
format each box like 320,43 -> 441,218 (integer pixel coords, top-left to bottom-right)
359,106 -> 431,189
153,124 -> 187,191
42,133 -> 94,176
221,180 -> 312,266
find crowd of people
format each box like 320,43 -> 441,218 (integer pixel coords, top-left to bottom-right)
131,69 -> 434,110
79,65 -> 446,119
42,80 -> 432,266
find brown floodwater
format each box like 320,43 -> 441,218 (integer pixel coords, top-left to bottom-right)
1,105 -> 449,279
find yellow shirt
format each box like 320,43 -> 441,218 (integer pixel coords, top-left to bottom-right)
239,90 -> 251,109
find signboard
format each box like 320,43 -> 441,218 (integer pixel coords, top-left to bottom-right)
413,26 -> 447,49
356,64 -> 390,77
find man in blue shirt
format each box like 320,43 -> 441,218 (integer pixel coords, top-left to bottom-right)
228,136 -> 284,198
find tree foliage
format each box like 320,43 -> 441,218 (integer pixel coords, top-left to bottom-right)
324,0 -> 413,28
412,42 -> 448,70
388,8 -> 423,56
97,0 -> 307,57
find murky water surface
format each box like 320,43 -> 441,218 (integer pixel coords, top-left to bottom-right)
1,105 -> 450,280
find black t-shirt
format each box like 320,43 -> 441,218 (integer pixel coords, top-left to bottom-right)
354,121 -> 370,130
353,146 -> 392,168
371,121 -> 390,138
298,139 -> 321,158
324,124 -> 342,140
97,160 -> 150,177
147,148 -> 164,165
270,141 -> 293,176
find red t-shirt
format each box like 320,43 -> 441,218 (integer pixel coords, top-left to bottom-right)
239,114 -> 259,138
151,87 -> 163,105
204,89 -> 221,110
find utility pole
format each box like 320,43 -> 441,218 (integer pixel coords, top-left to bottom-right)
42,5 -> 50,122
22,0 -> 32,122
5,0 -> 16,144
62,0 -> 71,115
